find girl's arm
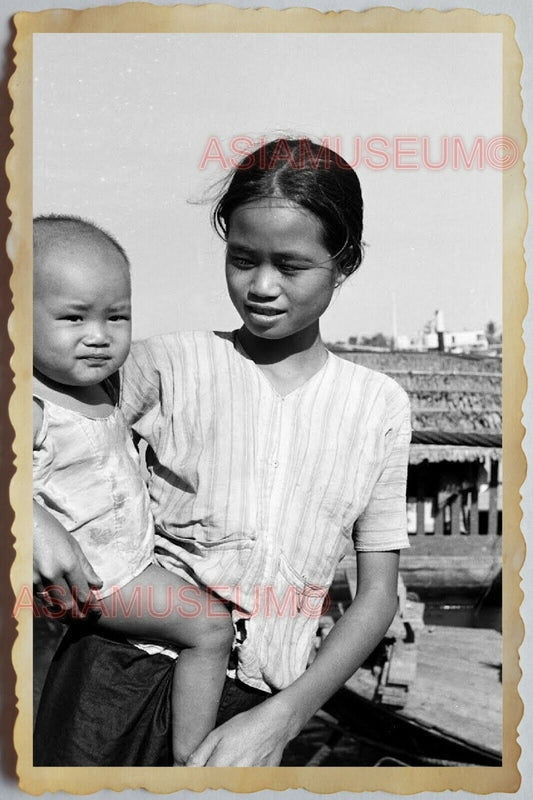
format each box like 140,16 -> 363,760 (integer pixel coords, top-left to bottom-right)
187,549 -> 399,766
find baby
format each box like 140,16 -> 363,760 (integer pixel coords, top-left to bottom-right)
32,215 -> 234,765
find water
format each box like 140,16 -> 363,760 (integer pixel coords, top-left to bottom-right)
281,717 -> 402,767
420,573 -> 502,632
423,600 -> 501,632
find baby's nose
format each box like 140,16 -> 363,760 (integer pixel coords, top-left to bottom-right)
84,322 -> 109,344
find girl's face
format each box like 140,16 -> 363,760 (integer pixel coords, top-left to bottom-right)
33,238 -> 132,387
225,200 -> 342,341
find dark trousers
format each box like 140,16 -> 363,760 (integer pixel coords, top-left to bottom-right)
33,625 -> 268,766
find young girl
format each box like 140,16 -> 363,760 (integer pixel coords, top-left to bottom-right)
34,139 -> 411,767
32,215 -> 234,766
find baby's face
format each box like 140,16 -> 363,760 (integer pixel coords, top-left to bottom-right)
34,236 -> 132,387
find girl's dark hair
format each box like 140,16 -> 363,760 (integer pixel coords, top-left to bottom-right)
213,138 -> 364,277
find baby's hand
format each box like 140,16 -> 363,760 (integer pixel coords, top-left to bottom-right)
33,501 -> 103,620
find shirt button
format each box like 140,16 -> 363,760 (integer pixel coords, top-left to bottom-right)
273,460 -> 279,468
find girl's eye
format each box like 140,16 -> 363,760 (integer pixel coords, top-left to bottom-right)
61,315 -> 83,322
279,265 -> 299,274
278,263 -> 306,275
230,256 -> 255,269
109,315 -> 130,322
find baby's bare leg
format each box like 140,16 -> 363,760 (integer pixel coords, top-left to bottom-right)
94,565 -> 234,765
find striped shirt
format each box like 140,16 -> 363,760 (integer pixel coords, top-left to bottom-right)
120,330 -> 411,692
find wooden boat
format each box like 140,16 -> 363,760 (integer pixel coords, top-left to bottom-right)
329,624 -> 502,766
296,562 -> 502,767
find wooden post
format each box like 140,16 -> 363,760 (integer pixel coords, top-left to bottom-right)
416,476 -> 425,536
434,504 -> 444,536
488,459 -> 499,537
451,494 -> 461,536
470,486 -> 479,536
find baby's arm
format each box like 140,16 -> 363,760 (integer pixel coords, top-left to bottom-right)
94,564 -> 234,765
33,399 -> 103,618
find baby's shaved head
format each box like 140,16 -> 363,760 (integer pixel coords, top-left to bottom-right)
34,215 -> 130,297
34,214 -> 129,266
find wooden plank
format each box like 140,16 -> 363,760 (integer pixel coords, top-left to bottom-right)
433,506 -> 443,536
488,459 -> 499,536
386,642 -> 418,685
416,476 -> 425,536
345,626 -> 502,754
399,553 -> 501,592
399,627 -> 501,753
451,494 -> 462,536
470,486 -> 479,536
403,598 -> 425,631
416,497 -> 424,536
400,533 -> 502,557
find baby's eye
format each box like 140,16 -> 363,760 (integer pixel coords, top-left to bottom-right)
61,314 -> 83,322
109,314 -> 131,322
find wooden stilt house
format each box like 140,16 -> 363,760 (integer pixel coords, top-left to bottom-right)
332,348 -> 502,596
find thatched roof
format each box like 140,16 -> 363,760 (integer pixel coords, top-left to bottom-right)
332,348 -> 502,462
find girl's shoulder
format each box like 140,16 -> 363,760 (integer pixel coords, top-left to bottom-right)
131,329 -> 228,352
129,330 -> 235,371
329,351 -> 410,409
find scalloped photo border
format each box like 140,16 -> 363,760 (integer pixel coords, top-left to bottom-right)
6,3 -> 527,794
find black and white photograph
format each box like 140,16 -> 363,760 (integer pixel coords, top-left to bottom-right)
5,2 -> 527,795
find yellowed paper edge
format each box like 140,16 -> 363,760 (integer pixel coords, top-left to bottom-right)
6,3 -> 526,794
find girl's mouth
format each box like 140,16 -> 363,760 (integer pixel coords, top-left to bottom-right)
245,304 -> 284,317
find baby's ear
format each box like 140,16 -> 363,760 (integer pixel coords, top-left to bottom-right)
33,397 -> 44,446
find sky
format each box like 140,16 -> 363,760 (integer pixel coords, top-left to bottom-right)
33,33 -> 503,342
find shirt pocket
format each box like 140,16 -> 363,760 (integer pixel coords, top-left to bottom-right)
278,552 -> 329,615
157,533 -> 256,600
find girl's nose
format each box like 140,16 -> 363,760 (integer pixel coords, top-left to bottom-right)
248,264 -> 279,298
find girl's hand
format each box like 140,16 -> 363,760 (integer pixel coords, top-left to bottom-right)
186,696 -> 295,766
187,551 -> 399,767
34,501 -> 103,620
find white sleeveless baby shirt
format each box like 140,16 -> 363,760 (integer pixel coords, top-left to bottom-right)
33,396 -> 154,597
